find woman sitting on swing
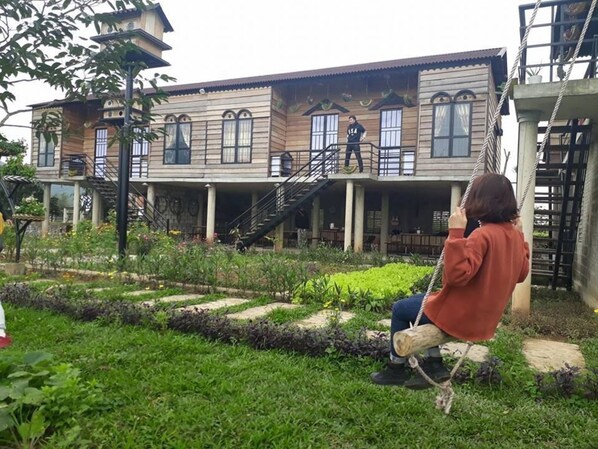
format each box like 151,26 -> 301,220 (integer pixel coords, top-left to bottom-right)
372,173 -> 530,389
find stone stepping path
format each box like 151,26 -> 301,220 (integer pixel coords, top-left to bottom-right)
17,276 -> 587,371
20,279 -> 58,284
295,310 -> 355,328
123,290 -> 156,297
87,287 -> 111,292
226,302 -> 299,320
176,298 -> 249,313
141,294 -> 204,306
523,338 -> 586,372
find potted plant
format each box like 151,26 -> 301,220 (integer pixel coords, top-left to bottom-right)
526,66 -> 542,84
13,196 -> 46,221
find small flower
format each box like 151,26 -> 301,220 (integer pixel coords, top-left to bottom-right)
158,284 -> 164,289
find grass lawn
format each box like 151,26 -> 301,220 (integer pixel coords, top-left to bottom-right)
3,304 -> 597,449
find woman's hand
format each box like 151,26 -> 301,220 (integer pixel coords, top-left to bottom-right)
448,207 -> 468,229
513,217 -> 523,233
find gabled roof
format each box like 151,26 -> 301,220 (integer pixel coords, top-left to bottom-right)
29,48 -> 509,113
160,47 -> 508,95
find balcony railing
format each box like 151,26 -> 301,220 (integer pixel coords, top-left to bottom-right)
519,0 -> 598,83
269,144 -> 417,177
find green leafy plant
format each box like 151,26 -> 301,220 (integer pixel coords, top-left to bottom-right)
294,263 -> 433,311
0,352 -> 102,447
14,196 -> 45,217
0,154 -> 36,179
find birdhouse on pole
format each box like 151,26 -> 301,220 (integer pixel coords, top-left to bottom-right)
90,3 -> 173,124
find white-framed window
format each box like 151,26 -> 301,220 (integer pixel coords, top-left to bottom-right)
131,126 -> 149,178
432,210 -> 450,234
94,128 -> 108,177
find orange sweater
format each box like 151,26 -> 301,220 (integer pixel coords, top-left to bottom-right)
424,223 -> 530,341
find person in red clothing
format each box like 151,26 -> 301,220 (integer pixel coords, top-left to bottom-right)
372,173 -> 530,388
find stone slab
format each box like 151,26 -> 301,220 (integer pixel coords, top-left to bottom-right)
226,302 -> 299,320
295,310 -> 355,328
123,290 -> 156,297
176,298 -> 249,312
141,294 -> 204,306
377,319 -> 392,328
441,342 -> 490,364
523,338 -> 586,372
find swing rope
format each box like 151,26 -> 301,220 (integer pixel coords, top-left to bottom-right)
406,0 -> 598,414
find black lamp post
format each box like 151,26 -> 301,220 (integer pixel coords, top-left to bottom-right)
117,64 -> 135,258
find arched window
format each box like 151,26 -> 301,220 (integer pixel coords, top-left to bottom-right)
431,91 -> 473,158
222,109 -> 252,163
164,114 -> 191,164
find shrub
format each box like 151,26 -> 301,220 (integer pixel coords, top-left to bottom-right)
0,352 -> 102,447
293,263 -> 433,311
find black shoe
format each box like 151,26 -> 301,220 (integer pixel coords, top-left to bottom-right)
404,357 -> 450,390
371,362 -> 411,386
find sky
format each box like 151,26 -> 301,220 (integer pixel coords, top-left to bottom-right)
4,0 -> 549,178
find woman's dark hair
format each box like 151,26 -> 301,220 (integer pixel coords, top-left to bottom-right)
464,173 -> 518,223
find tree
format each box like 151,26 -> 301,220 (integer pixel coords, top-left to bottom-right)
0,0 -> 173,141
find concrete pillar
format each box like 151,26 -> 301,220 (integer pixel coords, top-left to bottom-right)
380,192 -> 390,255
512,111 -> 540,317
450,182 -> 462,212
92,190 -> 103,227
41,183 -> 51,237
354,184 -> 365,252
344,179 -> 354,251
251,191 -> 259,230
72,181 -> 81,229
146,183 -> 155,222
205,184 -> 216,244
311,195 -> 320,248
274,223 -> 284,252
196,191 -> 204,235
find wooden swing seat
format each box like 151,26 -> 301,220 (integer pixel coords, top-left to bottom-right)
393,324 -> 456,357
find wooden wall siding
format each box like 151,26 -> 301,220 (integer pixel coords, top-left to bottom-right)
270,87 -> 287,154
147,87 -> 273,178
284,85 -> 419,155
416,64 -> 491,176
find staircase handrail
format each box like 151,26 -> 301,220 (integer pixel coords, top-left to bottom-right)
68,153 -> 168,230
101,157 -> 169,230
227,143 -> 344,235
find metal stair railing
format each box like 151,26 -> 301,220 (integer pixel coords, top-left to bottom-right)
551,119 -> 590,288
65,154 -> 169,231
102,157 -> 169,231
226,143 -> 343,243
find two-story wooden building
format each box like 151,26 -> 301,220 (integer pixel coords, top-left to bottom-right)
30,46 -> 508,254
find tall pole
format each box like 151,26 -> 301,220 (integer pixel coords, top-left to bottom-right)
117,64 -> 134,259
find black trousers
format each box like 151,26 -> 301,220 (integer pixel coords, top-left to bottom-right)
344,143 -> 363,172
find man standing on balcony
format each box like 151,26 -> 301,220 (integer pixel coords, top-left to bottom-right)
345,115 -> 366,173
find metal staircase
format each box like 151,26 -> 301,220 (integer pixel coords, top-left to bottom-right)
64,154 -> 168,230
227,144 -> 341,250
532,120 -> 590,289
